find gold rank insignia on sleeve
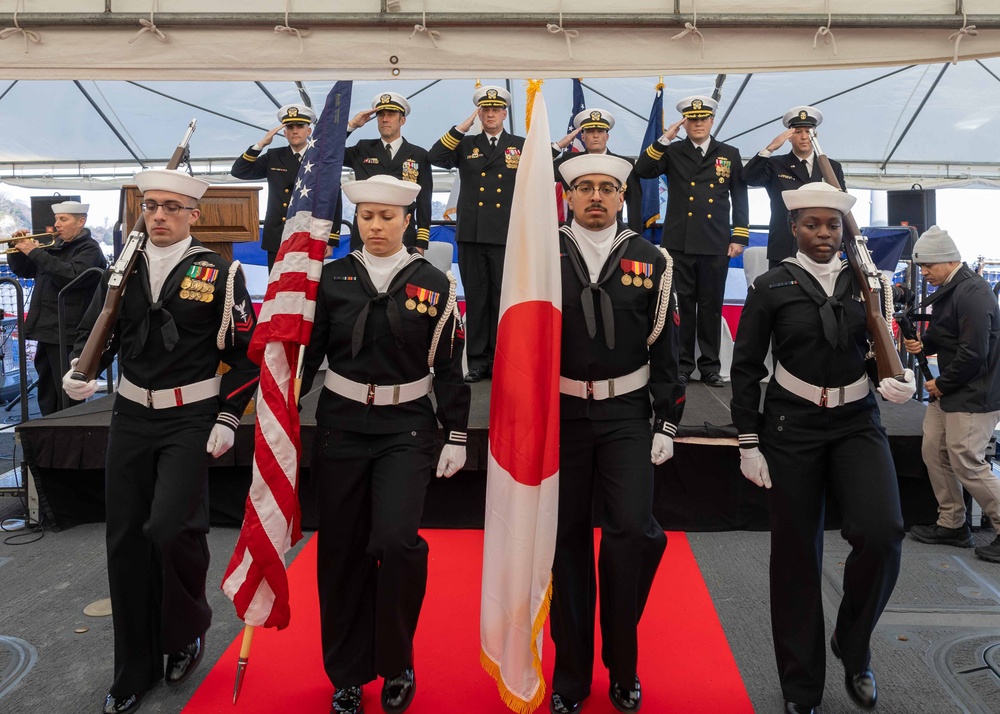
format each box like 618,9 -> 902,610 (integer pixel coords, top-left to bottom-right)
179,261 -> 219,303
404,283 -> 441,316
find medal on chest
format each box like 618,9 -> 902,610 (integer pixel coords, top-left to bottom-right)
620,259 -> 654,289
404,283 -> 441,316
179,261 -> 219,303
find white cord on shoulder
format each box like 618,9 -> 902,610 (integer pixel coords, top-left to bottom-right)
647,247 -> 674,346
878,272 -> 894,332
217,260 -> 241,350
429,271 -> 458,367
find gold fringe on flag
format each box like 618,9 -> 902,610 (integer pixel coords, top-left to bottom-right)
525,79 -> 544,132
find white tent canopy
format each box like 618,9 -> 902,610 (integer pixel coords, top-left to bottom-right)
1,2 -> 999,188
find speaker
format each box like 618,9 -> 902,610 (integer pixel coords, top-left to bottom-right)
887,190 -> 936,243
30,195 -> 82,234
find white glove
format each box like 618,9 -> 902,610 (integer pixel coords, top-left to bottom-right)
206,424 -> 235,458
877,368 -> 916,405
436,444 -> 466,478
740,447 -> 772,489
62,358 -> 98,401
650,434 -> 674,465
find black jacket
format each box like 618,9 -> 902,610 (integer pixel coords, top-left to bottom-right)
559,222 -> 684,435
73,240 -> 259,429
635,137 -> 749,254
344,137 -> 434,250
301,252 -> 471,439
8,228 -> 107,343
428,128 -> 526,246
742,151 -> 846,262
920,264 -> 1000,413
553,150 -> 644,234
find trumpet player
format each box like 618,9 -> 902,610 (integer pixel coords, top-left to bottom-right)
8,200 -> 107,415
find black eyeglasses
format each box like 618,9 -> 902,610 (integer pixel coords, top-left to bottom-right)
141,202 -> 196,215
571,184 -> 622,197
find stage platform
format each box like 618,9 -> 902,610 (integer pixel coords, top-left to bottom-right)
20,377 -> 938,533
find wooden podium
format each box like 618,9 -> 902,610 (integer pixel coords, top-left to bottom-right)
121,185 -> 261,261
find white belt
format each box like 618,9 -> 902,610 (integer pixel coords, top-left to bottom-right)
774,362 -> 869,408
559,364 -> 649,401
118,375 -> 221,410
324,370 -> 432,406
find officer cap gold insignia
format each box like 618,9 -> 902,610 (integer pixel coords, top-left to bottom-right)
782,105 -> 823,129
676,95 -> 718,119
277,103 -> 317,125
573,108 -> 615,131
782,181 -> 856,214
558,154 -> 633,187
135,169 -> 210,200
342,174 -> 421,207
372,91 -> 411,116
473,85 -> 511,108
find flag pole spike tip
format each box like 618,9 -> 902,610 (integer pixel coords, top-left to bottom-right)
232,624 -> 255,704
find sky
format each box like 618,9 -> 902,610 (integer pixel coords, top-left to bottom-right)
0,181 -> 995,266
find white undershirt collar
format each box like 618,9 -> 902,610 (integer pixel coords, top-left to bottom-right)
146,237 -> 193,302
571,220 -> 618,282
360,246 -> 410,293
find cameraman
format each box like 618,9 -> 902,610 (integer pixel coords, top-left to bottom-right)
904,226 -> 1000,563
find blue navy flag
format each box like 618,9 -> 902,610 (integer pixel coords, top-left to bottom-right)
565,78 -> 586,154
640,84 -> 666,244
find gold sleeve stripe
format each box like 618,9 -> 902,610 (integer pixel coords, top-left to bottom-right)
440,133 -> 460,150
241,152 -> 258,162
645,145 -> 664,161
416,228 -> 430,239
732,227 -> 750,238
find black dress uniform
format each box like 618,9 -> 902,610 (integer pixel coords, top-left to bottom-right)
428,127 -> 525,374
742,152 -> 845,264
8,227 -> 106,414
551,221 -> 684,703
301,251 -> 470,690
635,137 -> 749,376
729,260 -> 903,707
344,138 -> 434,251
74,240 -> 258,700
553,150 -> 644,234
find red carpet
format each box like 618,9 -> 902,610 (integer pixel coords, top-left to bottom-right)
185,530 -> 752,713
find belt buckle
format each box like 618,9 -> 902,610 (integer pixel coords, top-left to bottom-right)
585,381 -> 594,399
392,384 -> 401,405
145,388 -> 154,408
819,387 -> 828,407
366,384 -> 376,405
607,378 -> 616,399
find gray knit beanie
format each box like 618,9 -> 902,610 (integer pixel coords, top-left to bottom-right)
912,225 -> 961,264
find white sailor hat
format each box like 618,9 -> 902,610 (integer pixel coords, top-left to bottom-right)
677,95 -> 717,119
134,169 -> 210,200
342,175 -> 421,207
558,154 -> 633,187
783,105 -> 823,129
277,103 -> 317,125
50,200 -> 89,214
782,182 -> 856,214
574,108 -> 615,131
474,85 -> 511,109
372,92 -> 410,116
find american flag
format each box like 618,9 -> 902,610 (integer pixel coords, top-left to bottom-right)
222,80 -> 352,629
556,78 -> 586,222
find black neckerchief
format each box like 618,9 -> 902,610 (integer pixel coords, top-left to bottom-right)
782,260 -> 851,351
561,224 -> 634,350
348,252 -> 424,358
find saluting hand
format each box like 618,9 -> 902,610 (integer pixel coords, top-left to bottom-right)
766,128 -> 796,152
347,109 -> 376,131
456,109 -> 480,134
258,125 -> 283,148
660,118 -> 686,144
556,127 -> 583,150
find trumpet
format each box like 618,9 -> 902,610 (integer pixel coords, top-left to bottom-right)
0,232 -> 57,254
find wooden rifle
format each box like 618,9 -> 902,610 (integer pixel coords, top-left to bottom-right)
71,119 -> 198,382
810,129 -> 905,382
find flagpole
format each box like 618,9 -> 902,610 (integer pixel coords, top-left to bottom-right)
232,341 -> 308,704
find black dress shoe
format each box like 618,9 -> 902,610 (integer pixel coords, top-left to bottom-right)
465,367 -> 486,383
381,668 -> 415,713
831,635 -> 877,709
550,691 -> 581,714
785,702 -> 823,714
702,372 -> 725,387
165,635 -> 204,687
677,371 -> 690,386
609,675 -> 641,712
332,685 -> 364,714
103,692 -> 142,714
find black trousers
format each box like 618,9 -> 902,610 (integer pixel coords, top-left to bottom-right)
34,341 -> 82,415
312,428 -> 436,688
760,396 -> 903,706
550,418 -> 666,702
670,251 -> 729,375
105,408 -> 214,697
457,242 -> 505,372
